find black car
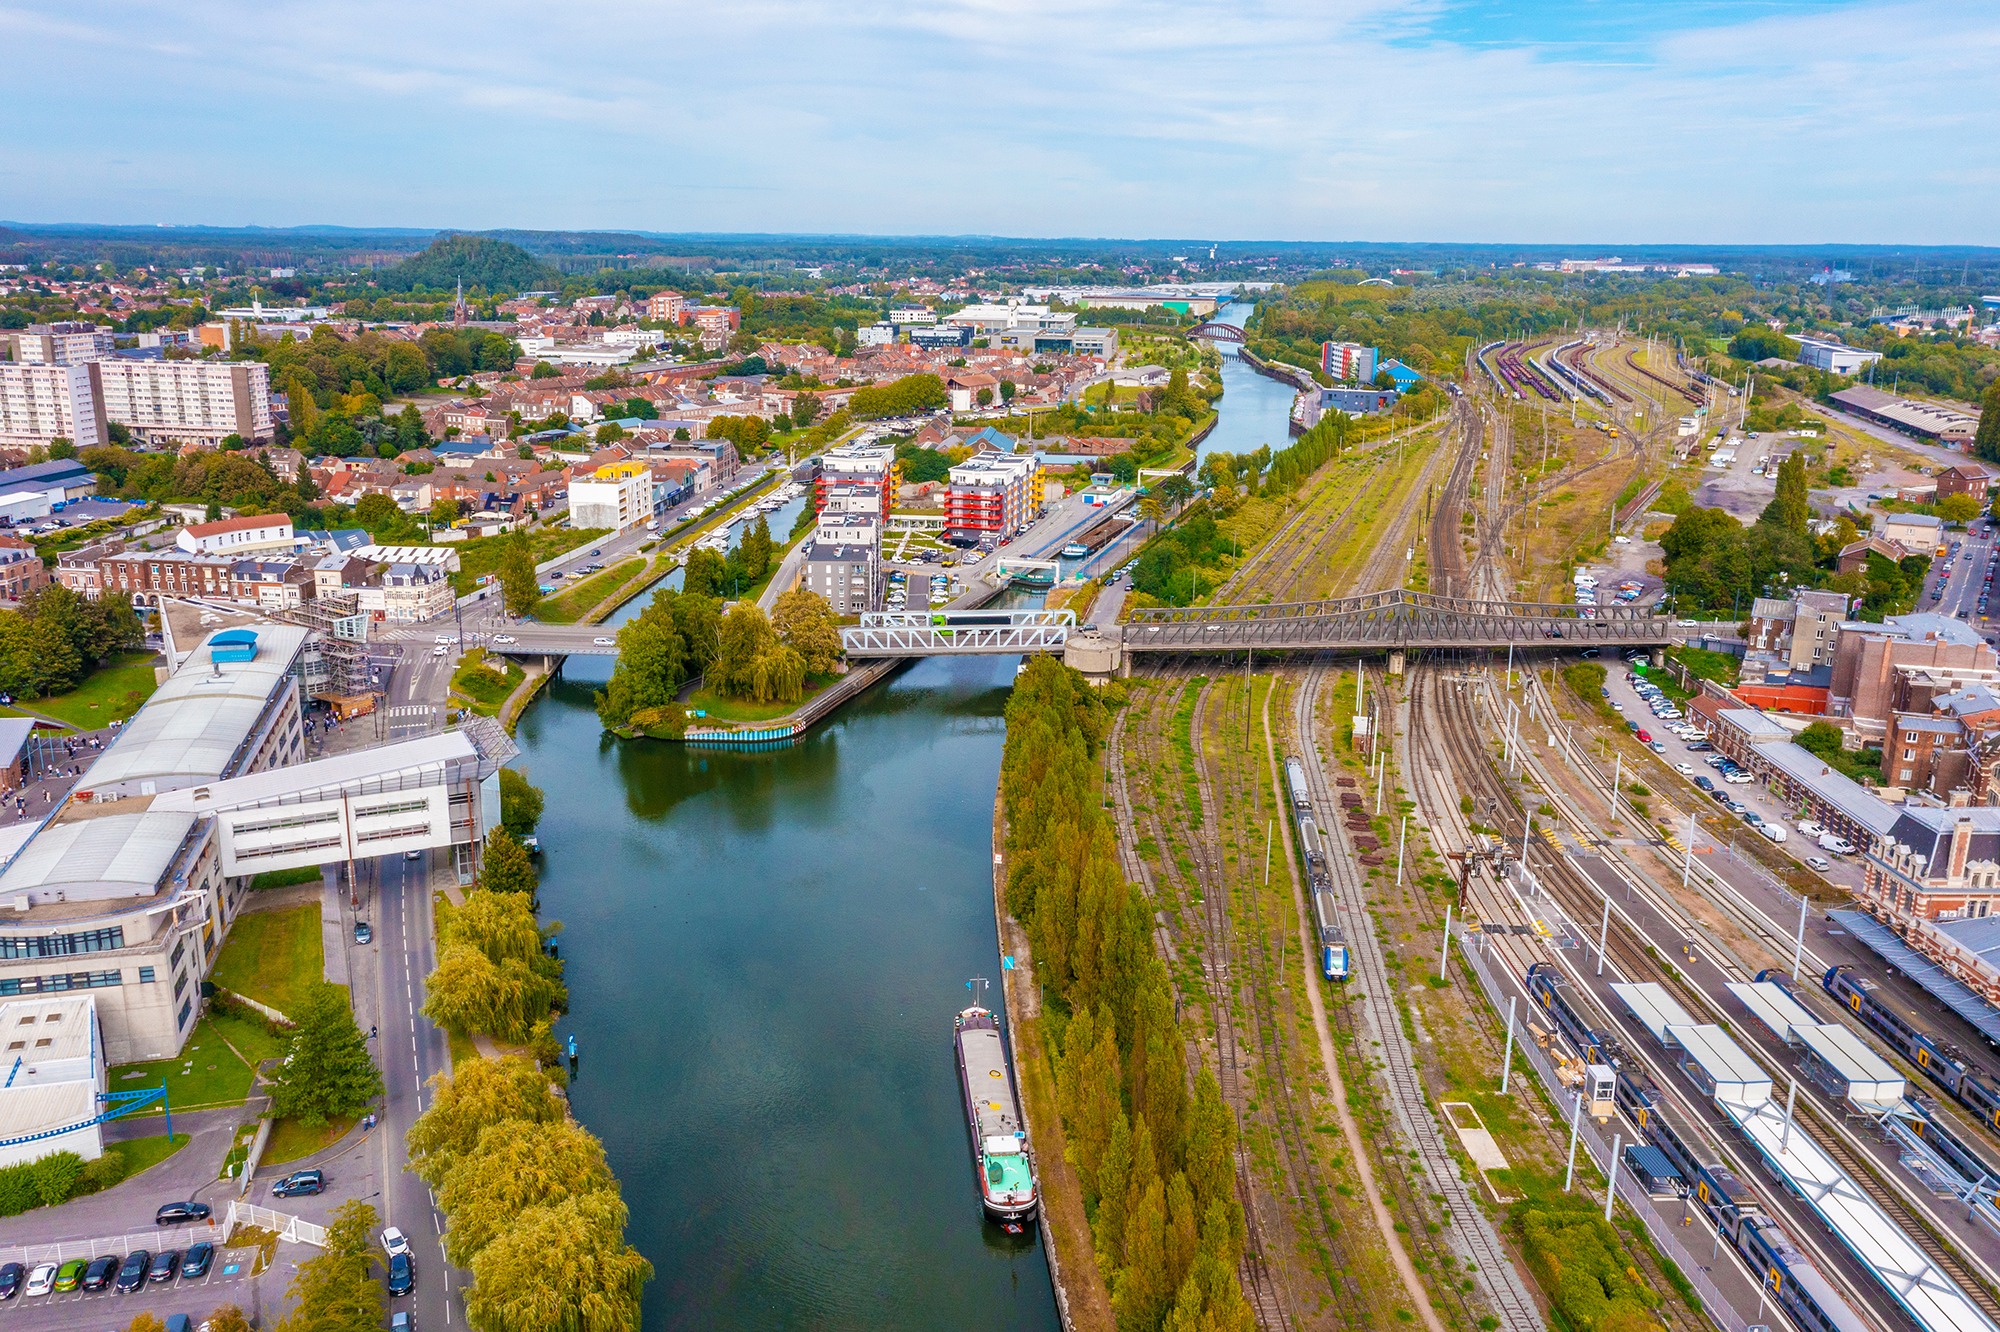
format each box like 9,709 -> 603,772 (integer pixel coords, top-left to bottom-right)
387,1250 -> 415,1297
155,1200 -> 211,1225
114,1249 -> 150,1293
148,1249 -> 180,1283
80,1254 -> 119,1291
181,1242 -> 214,1279
272,1169 -> 325,1198
0,1262 -> 21,1299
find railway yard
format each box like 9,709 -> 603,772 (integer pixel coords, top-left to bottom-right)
1087,329 -> 2000,1332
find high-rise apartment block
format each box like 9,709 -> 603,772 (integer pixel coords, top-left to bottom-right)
1320,341 -> 1379,383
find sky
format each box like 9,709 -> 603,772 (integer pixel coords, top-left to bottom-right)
2,0 -> 1996,244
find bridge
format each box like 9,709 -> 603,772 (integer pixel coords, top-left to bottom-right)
836,592 -> 1672,660
1188,322 -> 1246,343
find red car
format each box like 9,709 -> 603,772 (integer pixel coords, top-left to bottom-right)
1636,729 -> 1653,744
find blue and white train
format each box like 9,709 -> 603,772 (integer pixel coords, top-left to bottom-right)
1284,756 -> 1349,981
1528,963 -> 1871,1332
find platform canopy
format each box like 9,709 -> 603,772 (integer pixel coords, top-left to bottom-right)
1610,982 -> 1696,1045
1726,980 -> 1820,1044
1666,1024 -> 1772,1106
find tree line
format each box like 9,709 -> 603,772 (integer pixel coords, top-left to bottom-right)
1002,660 -> 1254,1332
0,585 -> 143,700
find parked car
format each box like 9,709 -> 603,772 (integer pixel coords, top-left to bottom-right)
52,1259 -> 85,1292
392,1314 -> 415,1332
387,1250 -> 416,1297
181,1242 -> 215,1279
353,922 -> 372,945
1695,776 -> 1715,792
22,1262 -> 55,1297
1806,855 -> 1832,872
156,1200 -> 211,1225
381,1226 -> 412,1257
148,1250 -> 180,1283
1636,730 -> 1652,744
273,1169 -> 325,1198
82,1254 -> 120,1291
1797,820 -> 1826,839
0,1262 -> 22,1299
1819,833 -> 1857,856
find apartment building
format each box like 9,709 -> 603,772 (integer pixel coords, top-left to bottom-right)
944,453 -> 1039,542
815,442 -> 897,517
569,461 -> 654,531
0,545 -> 52,602
2,323 -> 116,366
96,359 -> 272,446
1829,614 -> 1999,741
802,515 -> 880,615
1321,341 -> 1379,383
646,291 -> 686,323
0,362 -> 106,449
176,513 -> 295,557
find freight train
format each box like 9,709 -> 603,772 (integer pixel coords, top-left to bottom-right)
1284,756 -> 1350,981
1814,966 -> 2000,1183
1527,963 -> 1871,1332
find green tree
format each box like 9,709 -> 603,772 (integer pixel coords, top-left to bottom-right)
465,1189 -> 652,1332
499,768 -> 545,833
407,1056 -> 565,1186
269,984 -> 383,1127
273,1200 -> 381,1332
1939,492 -> 1981,526
681,547 -> 727,600
770,588 -> 842,676
194,1310 -> 252,1332
424,889 -> 566,1045
1759,452 -> 1810,535
436,1118 -> 614,1266
478,828 -> 539,896
430,496 -> 464,529
45,437 -> 76,461
737,516 -> 773,583
1976,378 -> 2000,464
497,534 -> 541,617
126,1315 -> 167,1332
595,593 -> 690,728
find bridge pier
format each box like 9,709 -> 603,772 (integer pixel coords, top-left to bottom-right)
1387,651 -> 1405,677
1063,628 -> 1126,684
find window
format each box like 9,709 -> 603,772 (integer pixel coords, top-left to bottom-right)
177,999 -> 192,1030
138,967 -> 155,984
170,937 -> 187,970
173,970 -> 189,1000
0,971 -> 121,996
0,927 -> 126,960
1904,749 -> 1916,761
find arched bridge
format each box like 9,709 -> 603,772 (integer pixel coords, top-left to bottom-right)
1188,322 -> 1246,343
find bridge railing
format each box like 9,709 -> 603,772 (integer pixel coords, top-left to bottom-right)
1125,587 -> 1670,625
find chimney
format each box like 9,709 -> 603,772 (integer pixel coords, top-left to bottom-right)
1950,814 -> 1975,882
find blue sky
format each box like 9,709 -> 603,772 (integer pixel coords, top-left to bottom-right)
1,0 -> 1995,243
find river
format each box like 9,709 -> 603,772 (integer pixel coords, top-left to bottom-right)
1196,300 -> 1299,466
513,312 -> 1284,1329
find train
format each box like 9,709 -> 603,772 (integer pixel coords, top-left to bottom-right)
1284,756 -> 1350,981
1814,966 -> 2000,1182
1526,963 -> 1871,1332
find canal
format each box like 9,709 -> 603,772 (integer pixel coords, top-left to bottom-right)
517,639 -> 1062,1330
1196,300 -> 1299,466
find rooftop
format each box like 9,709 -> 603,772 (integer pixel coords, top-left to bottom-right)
0,808 -> 197,904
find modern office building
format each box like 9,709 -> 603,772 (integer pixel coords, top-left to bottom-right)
943,453 -> 1039,541
0,362 -> 106,450
0,995 -> 109,1168
1320,341 -> 1379,383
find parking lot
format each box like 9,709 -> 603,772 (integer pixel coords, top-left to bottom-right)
0,1229 -> 259,1330
1597,656 -> 1866,894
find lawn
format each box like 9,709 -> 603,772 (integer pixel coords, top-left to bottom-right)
451,648 -> 525,717
449,524 -> 610,595
263,1114 -> 356,1167
111,1013 -> 284,1114
106,1132 -> 189,1179
683,676 -> 836,724
250,866 -> 322,891
537,558 -> 648,624
210,904 -> 323,1018
0,652 -> 160,729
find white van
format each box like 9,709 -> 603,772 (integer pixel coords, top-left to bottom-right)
1818,831 -> 1856,856
1760,824 -> 1787,844
1796,820 -> 1825,839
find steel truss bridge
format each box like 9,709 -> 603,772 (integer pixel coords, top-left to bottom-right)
1188,322 -> 1246,343
838,592 -> 1671,659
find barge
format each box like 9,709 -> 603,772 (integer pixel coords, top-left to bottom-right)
953,1005 -> 1038,1225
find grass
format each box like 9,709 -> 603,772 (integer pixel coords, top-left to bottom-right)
683,675 -> 836,724
451,648 -> 525,717
448,1027 -> 480,1068
536,558 -> 647,623
0,652 -> 160,729
250,865 -> 322,891
111,1013 -> 284,1113
263,1114 -> 356,1166
449,524 -> 610,595
105,1132 -> 189,1179
210,904 -> 323,1018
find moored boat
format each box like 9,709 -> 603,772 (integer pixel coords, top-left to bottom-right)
953,1005 -> 1037,1224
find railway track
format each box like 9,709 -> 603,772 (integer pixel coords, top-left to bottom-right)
1625,347 -> 1704,404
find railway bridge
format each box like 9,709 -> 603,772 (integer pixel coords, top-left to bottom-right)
1188,322 -> 1246,342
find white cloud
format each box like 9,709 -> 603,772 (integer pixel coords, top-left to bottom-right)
0,0 -> 1994,241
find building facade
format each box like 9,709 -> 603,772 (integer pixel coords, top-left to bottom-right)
569,461 -> 654,531
95,360 -> 273,446
177,513 -> 295,557
0,363 -> 106,450
943,453 -> 1039,541
1321,342 -> 1379,383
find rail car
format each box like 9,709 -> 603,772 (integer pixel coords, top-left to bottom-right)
1528,963 -> 1872,1332
1818,966 -> 2000,1149
1284,756 -> 1349,981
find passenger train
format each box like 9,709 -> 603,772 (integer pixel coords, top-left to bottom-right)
1284,756 -> 1350,981
1527,963 -> 1871,1332
1814,966 -> 2000,1182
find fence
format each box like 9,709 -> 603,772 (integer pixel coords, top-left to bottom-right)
223,1200 -> 326,1249
1456,928 -> 1770,1332
0,1226 -> 209,1270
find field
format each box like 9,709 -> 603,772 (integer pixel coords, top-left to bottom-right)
0,652 -> 160,728
209,904 -> 323,1018
451,648 -> 525,717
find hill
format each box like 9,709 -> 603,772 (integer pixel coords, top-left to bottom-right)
377,234 -> 556,294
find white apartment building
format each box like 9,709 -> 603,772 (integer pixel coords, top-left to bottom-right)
96,359 -> 273,445
176,513 -> 295,556
0,363 -> 106,450
570,462 -> 654,531
4,325 -> 116,366
889,306 -> 937,326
